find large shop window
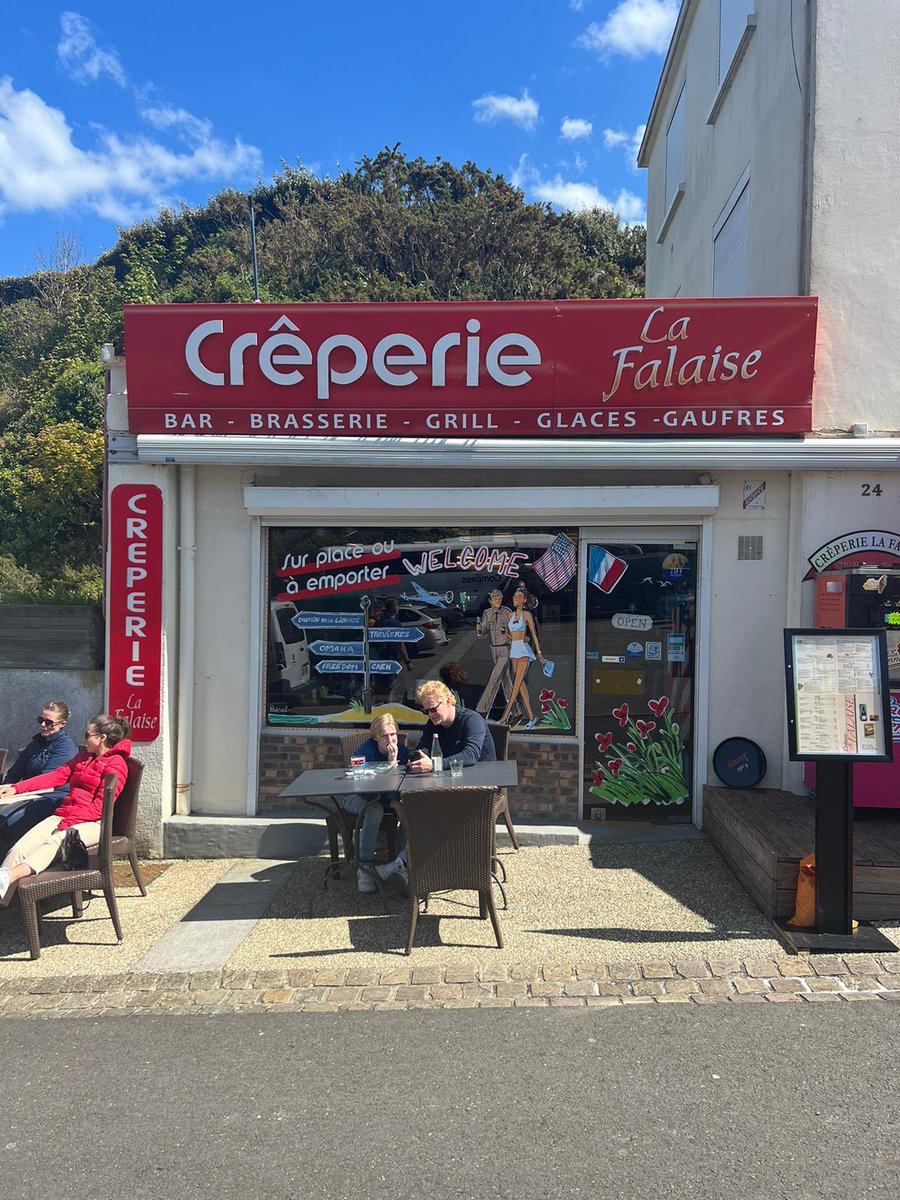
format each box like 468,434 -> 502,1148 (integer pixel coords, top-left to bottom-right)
266,527 -> 579,735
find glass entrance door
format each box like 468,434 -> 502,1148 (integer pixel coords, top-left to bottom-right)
582,540 -> 697,820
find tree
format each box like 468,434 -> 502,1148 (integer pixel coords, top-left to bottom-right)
0,148 -> 646,600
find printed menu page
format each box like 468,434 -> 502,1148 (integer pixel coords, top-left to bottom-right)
792,634 -> 885,756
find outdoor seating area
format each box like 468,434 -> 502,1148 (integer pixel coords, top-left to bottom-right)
280,725 -> 520,951
0,752 -> 147,960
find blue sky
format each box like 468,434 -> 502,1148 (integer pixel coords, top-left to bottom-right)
0,1 -> 678,280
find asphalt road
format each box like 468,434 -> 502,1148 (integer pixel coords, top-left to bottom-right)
2,1003 -> 898,1200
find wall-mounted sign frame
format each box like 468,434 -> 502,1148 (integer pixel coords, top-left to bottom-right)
784,628 -> 893,763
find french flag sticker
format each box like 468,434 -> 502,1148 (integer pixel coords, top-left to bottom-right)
588,546 -> 628,594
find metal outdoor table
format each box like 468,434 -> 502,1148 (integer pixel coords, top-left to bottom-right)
399,760 -> 519,793
279,764 -> 405,891
279,759 -> 520,901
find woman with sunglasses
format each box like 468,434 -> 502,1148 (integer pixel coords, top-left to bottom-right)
0,713 -> 131,904
0,702 -> 78,852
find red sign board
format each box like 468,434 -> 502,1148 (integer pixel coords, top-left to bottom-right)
107,485 -> 163,742
123,297 -> 817,438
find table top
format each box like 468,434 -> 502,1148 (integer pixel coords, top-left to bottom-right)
279,759 -> 518,799
279,764 -> 405,798
400,760 -> 518,791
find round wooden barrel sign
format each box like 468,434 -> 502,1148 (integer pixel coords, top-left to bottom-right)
712,737 -> 767,788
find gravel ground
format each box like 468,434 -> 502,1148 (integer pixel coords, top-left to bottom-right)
0,843 -> 895,978
228,840 -> 791,971
0,858 -> 235,976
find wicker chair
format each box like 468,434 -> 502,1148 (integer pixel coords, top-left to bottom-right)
402,786 -> 503,953
16,756 -> 143,960
328,730 -> 403,864
486,721 -> 519,850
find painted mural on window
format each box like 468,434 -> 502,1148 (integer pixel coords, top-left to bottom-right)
581,541 -> 697,818
266,527 -> 578,732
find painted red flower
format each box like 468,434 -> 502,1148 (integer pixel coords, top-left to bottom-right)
612,703 -> 629,727
626,742 -> 637,752
648,696 -> 669,717
592,769 -> 605,785
607,758 -> 623,777
558,699 -> 569,709
595,732 -> 613,753
636,719 -> 657,739
539,688 -> 555,702
541,702 -> 551,713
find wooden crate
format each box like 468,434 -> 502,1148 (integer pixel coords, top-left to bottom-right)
703,786 -> 900,921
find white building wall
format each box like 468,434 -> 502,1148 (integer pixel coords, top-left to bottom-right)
704,471 -> 793,786
642,0 -> 807,302
189,466 -> 255,816
106,361 -> 178,854
808,0 -> 900,433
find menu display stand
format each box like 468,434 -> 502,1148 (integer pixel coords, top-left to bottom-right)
778,629 -> 896,954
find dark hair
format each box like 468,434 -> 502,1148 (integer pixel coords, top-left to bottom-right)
439,661 -> 469,687
44,700 -> 70,722
513,586 -> 537,609
88,713 -> 130,745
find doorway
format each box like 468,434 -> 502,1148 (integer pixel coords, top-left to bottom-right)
581,539 -> 698,821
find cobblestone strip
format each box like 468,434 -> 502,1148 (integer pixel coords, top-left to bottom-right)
0,955 -> 897,1017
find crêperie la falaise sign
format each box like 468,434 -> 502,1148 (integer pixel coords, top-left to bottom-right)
122,297 -> 817,438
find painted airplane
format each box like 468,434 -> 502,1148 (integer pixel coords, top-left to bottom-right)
398,580 -> 455,607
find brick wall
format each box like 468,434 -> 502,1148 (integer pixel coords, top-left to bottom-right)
258,729 -> 580,821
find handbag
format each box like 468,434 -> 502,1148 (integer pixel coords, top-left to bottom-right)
61,827 -> 89,871
542,658 -> 555,678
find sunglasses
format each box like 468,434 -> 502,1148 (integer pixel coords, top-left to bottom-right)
421,703 -> 443,715
38,717 -> 61,727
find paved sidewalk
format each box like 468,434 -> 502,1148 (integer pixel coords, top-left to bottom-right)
0,838 -> 896,1018
1,954 -> 898,1017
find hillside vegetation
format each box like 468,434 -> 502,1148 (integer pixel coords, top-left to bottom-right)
0,149 -> 645,601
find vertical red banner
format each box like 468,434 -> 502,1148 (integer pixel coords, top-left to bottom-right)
107,484 -> 163,742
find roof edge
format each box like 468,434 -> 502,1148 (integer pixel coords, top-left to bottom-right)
637,0 -> 698,167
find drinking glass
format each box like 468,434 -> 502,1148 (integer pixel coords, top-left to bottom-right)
450,759 -> 464,777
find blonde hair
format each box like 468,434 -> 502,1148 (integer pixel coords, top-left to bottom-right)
416,679 -> 453,707
369,713 -> 398,739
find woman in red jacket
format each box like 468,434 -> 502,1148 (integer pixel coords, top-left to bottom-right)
0,714 -> 131,903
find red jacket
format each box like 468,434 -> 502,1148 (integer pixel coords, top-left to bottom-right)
11,739 -> 132,830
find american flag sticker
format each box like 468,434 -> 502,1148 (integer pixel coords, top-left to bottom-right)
588,546 -> 628,594
533,533 -> 578,592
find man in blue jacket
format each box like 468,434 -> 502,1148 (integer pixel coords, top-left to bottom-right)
0,701 -> 78,851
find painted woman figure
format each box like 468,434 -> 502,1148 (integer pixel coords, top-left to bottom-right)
498,587 -> 545,730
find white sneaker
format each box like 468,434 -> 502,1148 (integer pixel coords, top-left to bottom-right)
376,856 -> 409,898
0,868 -> 9,900
375,854 -> 406,881
357,867 -> 377,894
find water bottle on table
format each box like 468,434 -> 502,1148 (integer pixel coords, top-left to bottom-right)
430,734 -> 443,773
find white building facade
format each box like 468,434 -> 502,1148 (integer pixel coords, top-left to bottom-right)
637,0 -> 900,808
104,1 -> 899,859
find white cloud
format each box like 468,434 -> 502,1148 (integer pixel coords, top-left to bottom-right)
0,77 -> 262,223
560,116 -> 593,141
579,0 -> 678,60
570,0 -> 585,9
57,12 -> 126,87
140,104 -> 215,145
472,89 -> 539,131
603,122 -> 647,169
512,155 -> 645,223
